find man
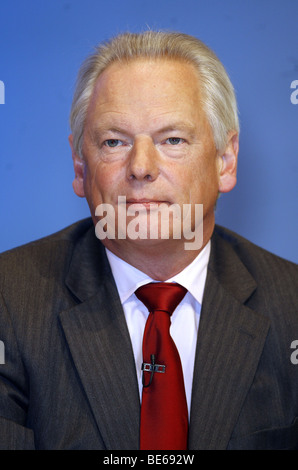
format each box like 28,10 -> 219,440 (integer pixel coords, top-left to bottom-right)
0,31 -> 297,450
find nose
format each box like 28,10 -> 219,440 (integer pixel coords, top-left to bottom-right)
127,136 -> 159,182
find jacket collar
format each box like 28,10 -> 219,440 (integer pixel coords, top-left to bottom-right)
188,226 -> 270,449
61,222 -> 140,449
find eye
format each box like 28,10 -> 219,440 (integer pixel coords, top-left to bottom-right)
104,139 -> 122,148
166,137 -> 185,145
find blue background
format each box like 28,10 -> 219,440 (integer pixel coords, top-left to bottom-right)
0,0 -> 297,262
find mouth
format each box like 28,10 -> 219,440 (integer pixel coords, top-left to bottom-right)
125,199 -> 170,209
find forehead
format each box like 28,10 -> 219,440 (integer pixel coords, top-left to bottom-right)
96,56 -> 200,87
86,58 -> 204,124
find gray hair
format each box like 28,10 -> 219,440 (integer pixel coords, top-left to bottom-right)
70,31 -> 239,158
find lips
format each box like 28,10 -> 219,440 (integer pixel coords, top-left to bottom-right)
125,199 -> 170,208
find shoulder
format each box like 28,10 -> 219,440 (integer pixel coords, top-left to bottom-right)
213,224 -> 297,270
0,218 -> 94,289
212,224 -> 298,307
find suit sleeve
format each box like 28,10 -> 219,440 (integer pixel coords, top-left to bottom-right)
0,293 -> 35,449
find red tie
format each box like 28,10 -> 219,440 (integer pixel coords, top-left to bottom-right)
135,282 -> 188,450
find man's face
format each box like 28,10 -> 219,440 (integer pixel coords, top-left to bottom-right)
70,58 -> 237,253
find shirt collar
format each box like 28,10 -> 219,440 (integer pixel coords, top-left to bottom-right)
105,241 -> 210,306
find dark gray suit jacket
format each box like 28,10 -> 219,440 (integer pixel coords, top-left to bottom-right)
0,218 -> 298,450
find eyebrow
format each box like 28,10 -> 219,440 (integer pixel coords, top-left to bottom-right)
89,127 -> 125,144
90,120 -> 197,141
155,122 -> 197,136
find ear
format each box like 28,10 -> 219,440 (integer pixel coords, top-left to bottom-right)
69,134 -> 85,198
217,131 -> 239,193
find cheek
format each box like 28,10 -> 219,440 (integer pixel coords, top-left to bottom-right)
84,160 -> 124,206
184,157 -> 219,202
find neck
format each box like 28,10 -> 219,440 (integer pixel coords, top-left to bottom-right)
103,221 -> 214,281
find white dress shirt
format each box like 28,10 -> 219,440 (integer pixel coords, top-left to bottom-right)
105,242 -> 210,416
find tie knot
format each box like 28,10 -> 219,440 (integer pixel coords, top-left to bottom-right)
135,282 -> 187,316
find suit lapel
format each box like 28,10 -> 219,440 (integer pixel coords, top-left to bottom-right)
59,226 -> 140,450
188,229 -> 271,449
